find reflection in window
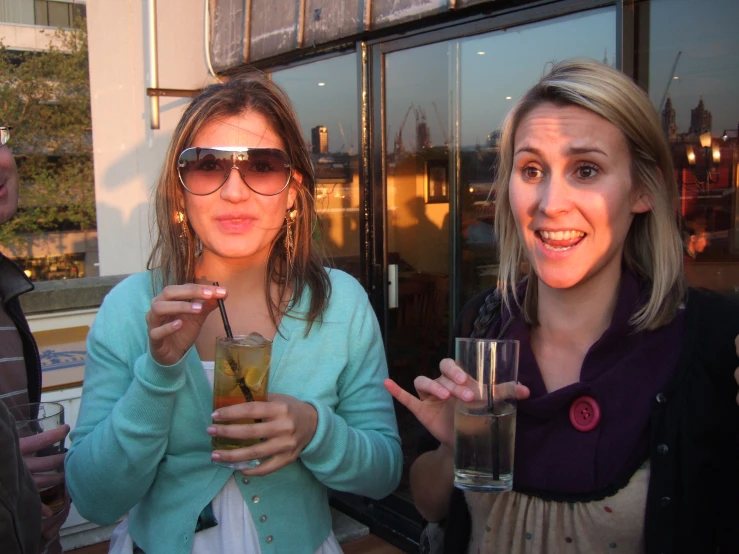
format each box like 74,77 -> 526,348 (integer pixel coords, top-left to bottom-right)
647,0 -> 739,293
271,55 -> 361,278
459,8 -> 616,304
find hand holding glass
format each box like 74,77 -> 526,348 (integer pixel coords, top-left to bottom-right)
454,339 -> 519,492
10,402 -> 67,513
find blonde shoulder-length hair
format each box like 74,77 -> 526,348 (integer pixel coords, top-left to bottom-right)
494,59 -> 686,332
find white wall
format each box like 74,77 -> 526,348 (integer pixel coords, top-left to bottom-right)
86,0 -> 213,276
0,23 -> 68,51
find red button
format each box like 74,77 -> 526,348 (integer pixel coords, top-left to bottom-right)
569,396 -> 601,432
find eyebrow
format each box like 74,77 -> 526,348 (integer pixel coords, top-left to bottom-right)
514,145 -> 608,157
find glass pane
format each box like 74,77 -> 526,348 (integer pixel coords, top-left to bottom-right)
645,0 -> 739,294
0,0 -> 36,24
272,55 -> 361,279
385,40 -> 452,500
47,0 -> 69,28
71,2 -> 85,23
458,8 -> 617,305
34,0 -> 48,25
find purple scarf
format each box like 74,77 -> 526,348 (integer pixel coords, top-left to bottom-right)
486,272 -> 685,498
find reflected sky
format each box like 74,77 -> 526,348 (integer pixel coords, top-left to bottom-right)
648,0 -> 739,134
272,55 -> 359,153
460,8 -> 615,146
384,8 -> 616,149
271,2 -> 738,152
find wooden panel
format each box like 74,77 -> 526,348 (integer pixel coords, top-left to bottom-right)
249,0 -> 299,61
456,0 -> 493,7
371,0 -> 445,30
304,0 -> 364,47
211,0 -> 245,71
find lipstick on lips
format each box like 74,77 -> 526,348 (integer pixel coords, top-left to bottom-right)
216,214 -> 255,232
536,229 -> 585,251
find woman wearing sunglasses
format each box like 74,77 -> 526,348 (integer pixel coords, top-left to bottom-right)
66,73 -> 402,554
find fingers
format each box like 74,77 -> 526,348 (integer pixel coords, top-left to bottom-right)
383,379 -> 425,415
241,454 -> 291,476
207,420 -> 276,442
24,452 -> 66,473
31,471 -> 65,490
735,334 -> 739,357
491,381 -> 531,402
18,425 -> 69,456
515,383 -> 531,401
439,358 -> 468,385
146,284 -> 226,331
148,318 -> 184,342
157,283 -> 226,303
212,401 -> 284,422
214,435 -> 296,470
40,501 -> 69,539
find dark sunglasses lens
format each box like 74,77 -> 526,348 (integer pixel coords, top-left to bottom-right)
178,148 -> 290,195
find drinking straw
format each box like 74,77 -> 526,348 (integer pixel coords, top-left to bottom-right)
212,282 -> 233,339
488,352 -> 500,482
212,282 -> 261,420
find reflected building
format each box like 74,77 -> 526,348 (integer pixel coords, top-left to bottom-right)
311,125 -> 328,154
662,95 -> 678,141
689,96 -> 712,135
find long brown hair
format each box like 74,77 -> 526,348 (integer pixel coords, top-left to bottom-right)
494,60 -> 686,331
147,71 -> 331,329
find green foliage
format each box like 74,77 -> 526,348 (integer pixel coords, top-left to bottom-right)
0,18 -> 94,249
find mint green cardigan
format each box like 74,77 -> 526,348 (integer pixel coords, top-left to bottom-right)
66,269 -> 402,554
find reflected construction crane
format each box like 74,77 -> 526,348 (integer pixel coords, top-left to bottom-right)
432,101 -> 449,147
394,104 -> 414,157
659,51 -> 682,113
415,105 -> 430,149
338,121 -> 354,156
338,121 -> 346,152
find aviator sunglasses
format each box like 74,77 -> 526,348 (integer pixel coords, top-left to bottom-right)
177,146 -> 292,196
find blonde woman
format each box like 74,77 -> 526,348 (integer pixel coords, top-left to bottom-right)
386,60 -> 739,553
66,73 -> 402,554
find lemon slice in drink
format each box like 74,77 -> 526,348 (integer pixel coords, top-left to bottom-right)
244,363 -> 269,391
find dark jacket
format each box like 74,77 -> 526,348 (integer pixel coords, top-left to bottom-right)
0,254 -> 67,554
0,255 -> 42,405
0,401 -> 42,554
433,286 -> 739,554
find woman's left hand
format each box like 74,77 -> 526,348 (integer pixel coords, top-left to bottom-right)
208,393 -> 318,476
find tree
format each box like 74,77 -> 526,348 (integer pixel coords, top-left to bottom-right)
0,19 -> 94,250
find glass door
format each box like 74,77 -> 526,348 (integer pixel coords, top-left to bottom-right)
332,5 -> 617,550
383,40 -> 455,504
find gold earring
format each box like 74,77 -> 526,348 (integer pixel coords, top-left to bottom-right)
177,211 -> 188,255
285,207 -> 297,268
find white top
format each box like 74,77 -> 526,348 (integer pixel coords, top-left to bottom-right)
108,362 -> 342,554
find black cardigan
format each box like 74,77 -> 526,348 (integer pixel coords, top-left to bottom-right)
424,287 -> 739,554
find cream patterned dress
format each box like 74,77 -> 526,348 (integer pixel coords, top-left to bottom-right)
465,462 -> 650,554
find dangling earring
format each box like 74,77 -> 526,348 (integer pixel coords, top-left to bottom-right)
285,207 -> 297,268
177,211 -> 188,255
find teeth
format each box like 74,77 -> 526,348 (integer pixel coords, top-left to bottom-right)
542,243 -> 572,251
540,230 -> 584,240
